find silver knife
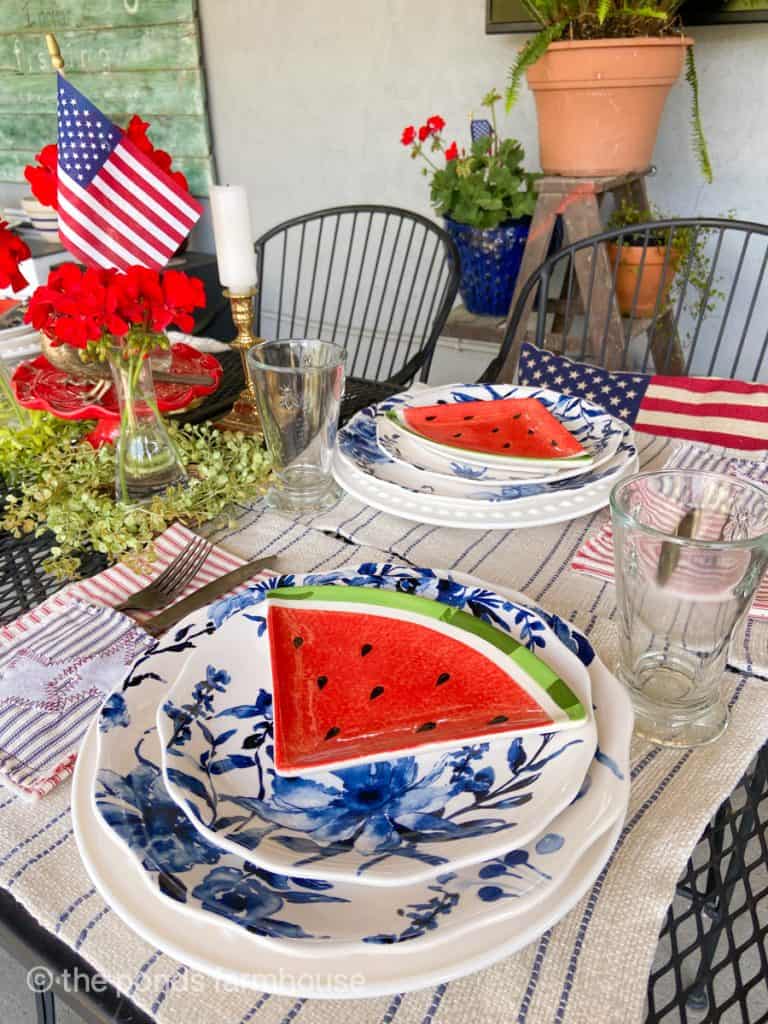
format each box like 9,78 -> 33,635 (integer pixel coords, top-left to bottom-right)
143,558 -> 271,636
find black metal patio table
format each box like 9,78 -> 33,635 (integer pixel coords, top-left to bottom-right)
0,359 -> 766,1024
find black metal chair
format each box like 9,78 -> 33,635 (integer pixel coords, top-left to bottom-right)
253,205 -> 460,408
486,218 -> 768,384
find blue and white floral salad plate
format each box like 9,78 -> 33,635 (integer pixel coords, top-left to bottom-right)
149,566 -> 595,886
74,576 -> 632,992
375,389 -> 627,493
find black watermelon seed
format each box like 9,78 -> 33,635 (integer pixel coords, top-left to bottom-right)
527,429 -> 535,435
370,685 -> 384,700
488,715 -> 509,725
452,432 -> 462,438
436,672 -> 450,686
491,427 -> 500,433
292,636 -> 303,648
502,442 -> 511,449
416,721 -> 437,733
317,675 -> 328,690
325,726 -> 341,741
513,413 -> 521,420
551,440 -> 559,447
463,415 -> 474,421
425,415 -> 436,421
361,643 -> 373,656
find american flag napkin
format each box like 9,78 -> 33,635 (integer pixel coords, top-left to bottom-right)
55,74 -> 202,271
572,444 -> 768,621
518,342 -> 768,450
0,524 -> 246,799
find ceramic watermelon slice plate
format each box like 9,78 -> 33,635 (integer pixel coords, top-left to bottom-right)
266,585 -> 586,775
389,397 -> 593,468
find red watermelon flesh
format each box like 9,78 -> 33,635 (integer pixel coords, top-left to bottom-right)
401,397 -> 586,460
266,586 -> 585,775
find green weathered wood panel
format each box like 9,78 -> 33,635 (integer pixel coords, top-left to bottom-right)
0,24 -> 199,74
0,114 -> 210,158
0,149 -> 211,195
0,70 -> 205,116
0,0 -> 196,32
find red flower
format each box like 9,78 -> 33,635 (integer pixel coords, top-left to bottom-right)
124,114 -> 190,193
24,263 -> 206,350
426,115 -> 445,134
417,124 -> 431,142
445,141 -> 459,161
400,125 -> 416,146
0,221 -> 30,293
24,144 -> 58,210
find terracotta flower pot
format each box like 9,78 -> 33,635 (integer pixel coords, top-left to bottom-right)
607,243 -> 681,317
526,37 -> 692,177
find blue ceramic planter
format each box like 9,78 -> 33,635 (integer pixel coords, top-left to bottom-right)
444,216 -> 531,317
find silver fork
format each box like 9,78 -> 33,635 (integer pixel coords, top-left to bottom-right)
114,534 -> 213,613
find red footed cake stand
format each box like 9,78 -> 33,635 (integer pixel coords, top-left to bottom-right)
12,342 -> 223,446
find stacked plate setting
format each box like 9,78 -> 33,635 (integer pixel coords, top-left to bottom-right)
332,383 -> 640,529
73,564 -> 633,998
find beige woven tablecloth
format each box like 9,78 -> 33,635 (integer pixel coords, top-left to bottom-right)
1,432 -> 766,1024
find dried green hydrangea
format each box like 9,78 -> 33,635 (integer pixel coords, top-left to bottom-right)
0,414 -> 272,577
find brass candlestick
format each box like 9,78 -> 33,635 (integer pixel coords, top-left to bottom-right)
216,287 -> 263,434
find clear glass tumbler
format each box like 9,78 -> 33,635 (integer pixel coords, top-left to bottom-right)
248,339 -> 345,512
610,470 -> 768,747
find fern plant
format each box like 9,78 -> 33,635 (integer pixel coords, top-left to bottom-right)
505,0 -> 712,183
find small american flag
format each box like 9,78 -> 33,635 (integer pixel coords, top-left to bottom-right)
518,342 -> 768,451
470,119 -> 493,143
55,74 -> 202,271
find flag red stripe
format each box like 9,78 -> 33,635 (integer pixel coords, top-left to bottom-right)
58,180 -> 161,269
59,213 -> 130,272
641,396 -> 768,423
651,374 -> 768,396
57,223 -> 110,270
111,146 -> 197,231
634,421 -> 768,450
96,163 -> 185,245
118,135 -> 202,216
81,173 -> 177,260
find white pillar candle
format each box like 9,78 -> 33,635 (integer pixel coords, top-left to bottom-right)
209,184 -> 257,293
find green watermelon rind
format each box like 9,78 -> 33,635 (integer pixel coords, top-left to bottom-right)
265,584 -> 585,722
386,408 -> 593,465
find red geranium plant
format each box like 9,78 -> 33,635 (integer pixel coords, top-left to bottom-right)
24,116 -> 189,210
25,263 -> 205,359
0,221 -> 31,293
400,90 -> 537,230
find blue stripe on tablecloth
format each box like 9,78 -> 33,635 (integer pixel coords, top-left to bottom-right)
421,984 -> 448,1024
466,530 -> 509,576
9,695 -> 101,768
517,930 -> 552,1023
12,695 -> 104,782
7,828 -> 72,888
128,950 -> 164,998
0,806 -> 70,869
75,905 -> 110,949
380,993 -> 404,1023
0,794 -> 16,810
236,993 -> 272,1024
279,998 -> 307,1024
151,964 -> 187,1015
56,887 -> 96,933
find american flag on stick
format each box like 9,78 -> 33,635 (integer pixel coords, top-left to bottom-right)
55,74 -> 202,271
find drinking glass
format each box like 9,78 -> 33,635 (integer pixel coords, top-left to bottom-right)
610,470 -> 768,747
248,339 -> 345,512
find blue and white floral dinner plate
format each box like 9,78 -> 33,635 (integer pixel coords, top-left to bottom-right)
75,579 -> 631,992
148,566 -> 595,886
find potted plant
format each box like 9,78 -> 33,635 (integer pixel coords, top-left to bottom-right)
606,201 -> 723,325
400,89 -> 538,317
505,1 -> 711,182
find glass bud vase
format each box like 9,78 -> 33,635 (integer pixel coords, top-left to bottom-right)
108,349 -> 187,503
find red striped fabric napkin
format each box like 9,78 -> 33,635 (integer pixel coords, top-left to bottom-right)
572,445 -> 768,620
0,524 -> 250,799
